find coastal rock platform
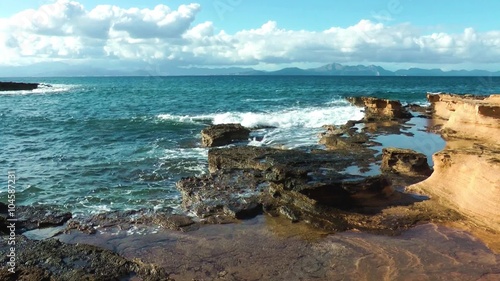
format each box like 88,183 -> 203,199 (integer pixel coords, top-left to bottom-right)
1,95 -> 499,280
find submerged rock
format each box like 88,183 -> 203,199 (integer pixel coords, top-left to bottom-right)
201,123 -> 250,147
381,147 -> 432,176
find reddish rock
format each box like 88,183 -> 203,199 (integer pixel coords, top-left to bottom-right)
347,97 -> 412,120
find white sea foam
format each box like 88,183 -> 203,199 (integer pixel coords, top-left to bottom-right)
157,103 -> 364,129
157,101 -> 364,148
160,147 -> 208,175
212,106 -> 364,128
156,113 -> 212,124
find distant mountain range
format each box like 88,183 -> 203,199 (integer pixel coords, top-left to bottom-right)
0,62 -> 499,77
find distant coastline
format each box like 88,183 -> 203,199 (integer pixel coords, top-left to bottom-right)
0,62 -> 499,77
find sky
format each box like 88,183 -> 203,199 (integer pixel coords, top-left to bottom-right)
0,0 -> 499,72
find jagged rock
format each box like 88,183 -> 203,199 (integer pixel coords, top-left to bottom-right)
321,124 -> 346,136
347,96 -> 412,120
381,147 -> 432,176
179,145 -> 429,232
201,123 -> 250,147
0,81 -> 39,91
319,129 -> 370,150
176,169 -> 266,220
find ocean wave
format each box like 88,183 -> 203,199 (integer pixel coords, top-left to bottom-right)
156,114 -> 212,124
157,104 -> 364,129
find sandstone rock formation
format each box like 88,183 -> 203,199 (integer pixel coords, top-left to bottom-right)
201,123 -> 250,147
0,81 -> 39,91
409,93 -> 500,232
347,96 -> 412,120
381,147 -> 432,176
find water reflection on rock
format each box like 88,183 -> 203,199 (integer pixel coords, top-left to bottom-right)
58,215 -> 499,281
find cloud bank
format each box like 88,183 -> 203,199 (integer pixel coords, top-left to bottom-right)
1,0 -> 499,70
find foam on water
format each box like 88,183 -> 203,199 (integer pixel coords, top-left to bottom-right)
157,101 -> 363,129
211,104 -> 364,129
160,147 -> 208,175
156,114 -> 212,124
157,101 -> 364,149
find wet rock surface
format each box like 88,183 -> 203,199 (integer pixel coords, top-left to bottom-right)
178,106 -> 459,233
201,123 -> 251,147
56,216 -> 500,281
0,203 -> 72,233
0,235 -> 171,280
63,209 -> 201,234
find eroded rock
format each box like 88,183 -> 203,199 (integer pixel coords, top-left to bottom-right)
178,145 -> 435,233
201,123 -> 250,147
381,147 -> 432,176
347,96 -> 412,120
409,93 -> 500,233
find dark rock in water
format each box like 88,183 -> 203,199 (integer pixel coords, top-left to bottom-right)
178,145 -> 432,233
347,96 -> 412,120
381,147 -> 432,176
177,169 -> 266,221
0,81 -> 39,91
201,123 -> 251,147
0,204 -> 72,233
0,235 -> 172,280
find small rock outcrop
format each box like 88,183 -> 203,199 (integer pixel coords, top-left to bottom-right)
0,81 -> 39,91
347,97 -> 412,120
381,148 -> 432,176
201,123 -> 250,147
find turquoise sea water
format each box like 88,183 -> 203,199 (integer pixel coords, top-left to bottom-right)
1,76 -> 499,215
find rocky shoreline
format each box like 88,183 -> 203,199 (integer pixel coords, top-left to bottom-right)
1,93 -> 499,280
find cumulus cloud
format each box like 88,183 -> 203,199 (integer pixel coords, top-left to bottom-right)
0,0 -> 499,69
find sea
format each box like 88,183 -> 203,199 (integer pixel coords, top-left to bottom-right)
1,76 -> 499,216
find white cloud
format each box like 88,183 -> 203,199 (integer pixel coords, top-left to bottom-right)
0,0 -> 499,70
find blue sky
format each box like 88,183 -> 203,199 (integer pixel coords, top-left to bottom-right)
0,0 -> 499,72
